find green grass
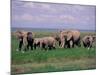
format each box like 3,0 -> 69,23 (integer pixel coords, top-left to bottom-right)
11,31 -> 96,74
12,48 -> 96,64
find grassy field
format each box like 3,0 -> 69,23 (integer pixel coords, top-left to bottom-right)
11,31 -> 96,74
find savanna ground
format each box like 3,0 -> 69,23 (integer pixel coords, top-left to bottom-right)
11,31 -> 96,75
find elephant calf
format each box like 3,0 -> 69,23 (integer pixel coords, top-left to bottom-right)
82,35 -> 95,49
40,37 -> 56,50
33,38 -> 42,49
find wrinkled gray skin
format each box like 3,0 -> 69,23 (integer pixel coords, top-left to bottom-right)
60,30 -> 81,48
82,35 -> 96,49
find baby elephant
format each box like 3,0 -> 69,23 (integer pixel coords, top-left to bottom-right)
40,37 -> 56,50
82,35 -> 95,49
33,38 -> 41,49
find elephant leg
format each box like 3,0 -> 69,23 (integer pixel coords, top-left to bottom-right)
34,44 -> 37,49
48,46 -> 52,50
40,42 -> 42,49
72,43 -> 74,48
87,43 -> 92,50
28,41 -> 33,50
22,38 -> 27,52
49,45 -> 55,50
59,41 -> 61,46
87,44 -> 90,50
83,42 -> 87,48
31,40 -> 34,50
90,44 -> 92,48
27,40 -> 33,50
60,41 -> 63,48
23,41 -> 28,51
70,40 -> 74,48
53,42 -> 56,49
22,45 -> 27,52
42,43 -> 46,50
37,42 -> 40,48
19,41 -> 23,51
67,41 -> 70,48
78,40 -> 81,47
60,38 -> 64,48
53,46 -> 56,49
27,43 -> 29,50
64,44 -> 66,48
30,43 -> 33,50
76,37 -> 81,47
24,45 -> 27,51
62,40 -> 65,48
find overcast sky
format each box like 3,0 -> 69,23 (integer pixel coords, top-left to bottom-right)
11,0 -> 96,30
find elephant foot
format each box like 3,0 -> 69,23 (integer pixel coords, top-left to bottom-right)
88,47 -> 90,50
16,49 -> 19,51
31,48 -> 33,51
61,46 -> 64,48
53,47 -> 56,49
21,51 -> 25,53
45,48 -> 47,50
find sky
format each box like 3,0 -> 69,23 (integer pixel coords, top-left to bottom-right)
11,0 -> 96,30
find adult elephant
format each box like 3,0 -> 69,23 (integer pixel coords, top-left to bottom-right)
26,32 -> 34,50
60,30 -> 81,48
15,30 -> 35,52
82,35 -> 95,49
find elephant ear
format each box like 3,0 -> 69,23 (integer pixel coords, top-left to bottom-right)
54,34 -> 60,41
67,31 -> 73,41
92,36 -> 96,42
27,32 -> 34,41
15,30 -> 23,39
26,32 -> 35,38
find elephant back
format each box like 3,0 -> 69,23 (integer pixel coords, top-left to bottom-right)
34,38 -> 42,44
60,30 -> 80,41
71,30 -> 80,41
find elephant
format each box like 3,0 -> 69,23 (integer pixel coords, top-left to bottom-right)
39,37 -> 56,50
26,32 -> 34,50
82,35 -> 96,49
15,30 -> 35,52
33,38 -> 42,49
60,30 -> 81,48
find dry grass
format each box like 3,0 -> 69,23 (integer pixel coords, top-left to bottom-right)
11,57 -> 96,74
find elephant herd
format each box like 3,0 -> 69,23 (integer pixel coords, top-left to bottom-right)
15,30 -> 96,53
